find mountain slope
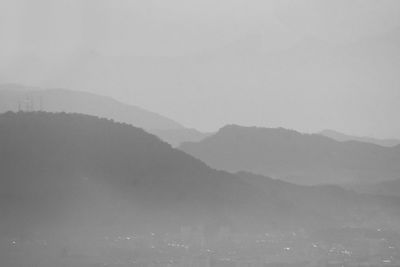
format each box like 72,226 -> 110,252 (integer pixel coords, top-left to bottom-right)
2,112 -> 400,236
320,129 -> 400,147
0,84 -> 183,130
180,125 -> 400,185
2,112 -> 331,239
0,112 -> 249,235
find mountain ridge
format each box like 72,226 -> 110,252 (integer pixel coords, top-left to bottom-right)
2,112 -> 400,237
320,129 -> 400,147
0,84 -> 215,146
180,125 -> 400,185
0,84 -> 183,130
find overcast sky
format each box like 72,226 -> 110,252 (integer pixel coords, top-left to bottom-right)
1,0 -> 400,138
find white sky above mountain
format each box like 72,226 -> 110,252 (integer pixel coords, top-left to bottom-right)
1,0 -> 400,138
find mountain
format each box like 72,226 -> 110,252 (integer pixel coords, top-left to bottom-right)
0,84 -> 217,146
0,112 -> 254,236
2,112 -> 399,233
0,112 -> 326,238
320,129 -> 400,147
180,125 -> 400,185
1,112 -> 400,266
0,84 -> 183,130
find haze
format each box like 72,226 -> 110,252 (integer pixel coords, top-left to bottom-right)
1,0 -> 400,138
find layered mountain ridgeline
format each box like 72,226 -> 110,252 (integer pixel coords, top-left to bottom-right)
320,129 -> 400,147
1,113 -> 400,239
180,125 -> 400,185
0,84 -> 216,147
0,112 -> 310,238
0,112 -> 258,236
0,84 -> 183,130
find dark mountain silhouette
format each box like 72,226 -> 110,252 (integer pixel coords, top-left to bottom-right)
0,112 -> 308,238
0,84 -> 183,130
0,112 -> 250,236
1,112 -> 399,240
320,129 -> 400,147
180,125 -> 400,185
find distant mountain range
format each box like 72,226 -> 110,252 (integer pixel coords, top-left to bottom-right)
0,84 -> 209,146
320,129 -> 400,147
180,125 -> 400,185
0,83 -> 182,130
1,112 -> 399,239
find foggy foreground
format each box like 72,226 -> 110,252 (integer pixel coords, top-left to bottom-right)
1,112 -> 400,267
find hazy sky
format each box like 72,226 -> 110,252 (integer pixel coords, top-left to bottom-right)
1,0 -> 400,138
